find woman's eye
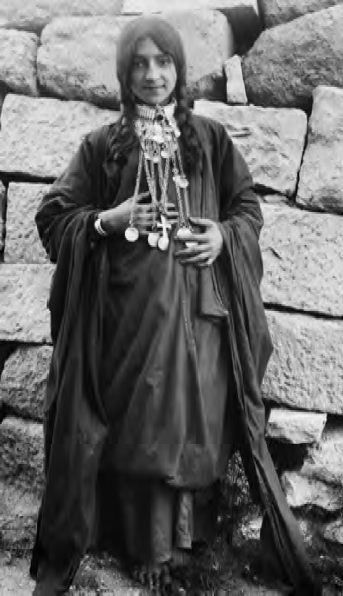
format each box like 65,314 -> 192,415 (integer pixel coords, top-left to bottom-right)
132,59 -> 145,70
158,56 -> 171,67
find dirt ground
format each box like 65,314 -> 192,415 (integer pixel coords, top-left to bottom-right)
1,460 -> 342,594
1,549 -> 342,596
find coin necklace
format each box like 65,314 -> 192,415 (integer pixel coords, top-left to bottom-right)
125,103 -> 192,249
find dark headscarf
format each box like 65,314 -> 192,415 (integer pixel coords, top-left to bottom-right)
116,16 -> 187,107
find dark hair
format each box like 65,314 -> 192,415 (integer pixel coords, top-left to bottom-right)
109,16 -> 202,172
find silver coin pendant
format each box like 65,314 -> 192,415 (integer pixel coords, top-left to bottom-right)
176,227 -> 192,241
125,226 -> 139,242
148,231 -> 160,248
158,236 -> 169,251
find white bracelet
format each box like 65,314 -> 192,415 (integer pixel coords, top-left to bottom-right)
94,217 -> 108,237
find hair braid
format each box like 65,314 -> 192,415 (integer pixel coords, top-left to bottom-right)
107,91 -> 137,162
175,84 -> 201,173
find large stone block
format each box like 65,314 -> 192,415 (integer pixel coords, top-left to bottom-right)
260,0 -> 343,28
38,17 -> 127,109
0,482 -> 39,552
122,0 -> 261,47
0,29 -> 38,96
323,520 -> 343,547
0,83 -> 6,115
224,55 -> 247,105
260,204 -> 343,316
0,417 -> 44,495
0,95 -> 118,179
297,86 -> 343,215
194,100 -> 307,197
5,183 -> 50,263
242,6 -> 343,109
38,11 -> 233,108
0,0 -> 123,34
0,346 -> 52,422
0,181 -> 5,252
281,426 -> 343,513
300,425 -> 343,487
266,409 -> 326,445
0,264 -> 53,343
281,472 -> 343,512
263,312 -> 343,415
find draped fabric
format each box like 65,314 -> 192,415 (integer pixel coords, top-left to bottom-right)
30,115 -> 321,595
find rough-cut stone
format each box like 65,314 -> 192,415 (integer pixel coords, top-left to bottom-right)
0,29 -> 38,96
323,520 -> 343,546
0,553 -> 150,596
266,409 -> 326,444
194,100 -> 307,196
224,55 -> 247,105
260,0 -> 343,28
242,6 -> 343,110
0,482 -> 39,552
263,312 -> 343,415
300,425 -> 343,487
0,181 -> 5,252
281,472 -> 343,512
0,83 -> 6,115
0,417 -> 44,494
190,67 -> 227,103
0,264 -> 53,343
38,12 -> 233,107
258,193 -> 289,205
0,95 -> 118,179
0,346 -> 52,422
122,0 -> 261,47
0,0 -> 123,34
297,86 -> 343,215
5,183 -> 50,263
239,514 -> 262,541
260,204 -> 343,316
38,17 -> 127,109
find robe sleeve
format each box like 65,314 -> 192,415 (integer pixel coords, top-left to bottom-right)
35,127 -> 109,343
36,128 -> 108,264
216,129 -> 273,386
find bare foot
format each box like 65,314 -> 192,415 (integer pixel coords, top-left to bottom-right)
169,549 -> 193,569
131,562 -> 172,594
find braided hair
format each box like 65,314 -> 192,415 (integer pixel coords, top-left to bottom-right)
108,16 -> 202,172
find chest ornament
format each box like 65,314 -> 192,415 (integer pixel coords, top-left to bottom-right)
124,102 -> 193,251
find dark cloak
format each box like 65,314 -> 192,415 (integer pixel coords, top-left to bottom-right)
30,115 -> 321,595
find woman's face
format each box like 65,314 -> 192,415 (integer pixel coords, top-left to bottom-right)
130,37 -> 177,106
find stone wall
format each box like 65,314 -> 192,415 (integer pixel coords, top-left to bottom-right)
0,0 -> 342,585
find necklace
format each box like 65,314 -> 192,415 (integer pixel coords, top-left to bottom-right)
124,102 -> 191,251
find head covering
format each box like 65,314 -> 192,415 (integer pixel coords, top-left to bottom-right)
116,16 -> 187,107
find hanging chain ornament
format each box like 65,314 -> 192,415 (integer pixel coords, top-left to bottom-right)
125,149 -> 143,242
127,102 -> 191,250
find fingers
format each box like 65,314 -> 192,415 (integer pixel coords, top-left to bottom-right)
135,203 -> 154,214
184,232 -> 210,243
178,253 -> 214,267
174,244 -> 211,258
189,216 -> 214,229
166,209 -> 179,219
135,191 -> 151,202
175,243 -> 215,268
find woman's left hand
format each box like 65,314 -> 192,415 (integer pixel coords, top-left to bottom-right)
174,216 -> 224,268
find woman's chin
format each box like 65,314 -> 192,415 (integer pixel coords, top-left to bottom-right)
141,92 -> 171,106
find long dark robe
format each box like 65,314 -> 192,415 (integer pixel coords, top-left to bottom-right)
30,115 -> 321,594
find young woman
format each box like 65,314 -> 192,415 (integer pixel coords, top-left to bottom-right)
31,16 -> 321,596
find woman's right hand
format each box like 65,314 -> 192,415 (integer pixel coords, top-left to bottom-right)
98,191 -> 154,236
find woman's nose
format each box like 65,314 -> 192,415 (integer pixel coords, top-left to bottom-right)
146,59 -> 159,80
